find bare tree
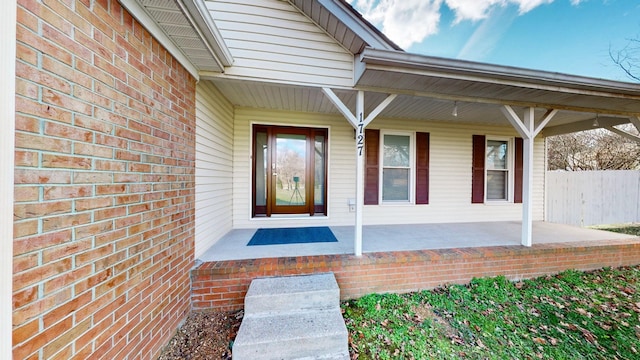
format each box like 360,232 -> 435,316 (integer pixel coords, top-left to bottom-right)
547,126 -> 640,171
610,38 -> 640,82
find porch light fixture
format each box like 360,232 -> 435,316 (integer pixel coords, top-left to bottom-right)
592,114 -> 599,127
452,101 -> 458,117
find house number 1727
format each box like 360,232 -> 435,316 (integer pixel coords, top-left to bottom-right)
356,114 -> 364,156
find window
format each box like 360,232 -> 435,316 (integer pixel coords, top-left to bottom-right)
365,129 -> 429,205
485,138 -> 512,201
381,133 -> 413,202
472,135 -> 522,204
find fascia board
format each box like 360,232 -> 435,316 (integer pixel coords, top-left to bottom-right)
317,0 -> 399,51
358,48 -> 640,98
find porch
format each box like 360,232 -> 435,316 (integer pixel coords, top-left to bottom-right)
191,222 -> 640,311
198,221 -> 636,261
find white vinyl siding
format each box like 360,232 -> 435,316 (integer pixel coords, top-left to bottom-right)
230,110 -> 546,228
363,119 -> 545,225
233,108 -> 355,229
195,81 -> 234,258
206,0 -> 354,87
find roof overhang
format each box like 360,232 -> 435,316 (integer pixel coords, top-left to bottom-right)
120,0 -> 234,79
355,48 -> 640,117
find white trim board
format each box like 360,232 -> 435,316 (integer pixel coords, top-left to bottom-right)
1,0 -> 16,357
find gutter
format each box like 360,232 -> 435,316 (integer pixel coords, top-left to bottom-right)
358,48 -> 640,97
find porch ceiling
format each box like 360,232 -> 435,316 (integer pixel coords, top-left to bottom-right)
209,78 -> 632,132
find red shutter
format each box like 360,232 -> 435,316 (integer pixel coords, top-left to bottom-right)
514,137 -> 523,203
415,132 -> 430,204
471,135 -> 485,204
364,129 -> 379,205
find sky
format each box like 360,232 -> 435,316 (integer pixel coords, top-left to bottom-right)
347,0 -> 640,82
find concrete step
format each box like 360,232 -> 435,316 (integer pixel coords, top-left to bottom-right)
232,308 -> 349,360
233,273 -> 349,360
244,272 -> 340,315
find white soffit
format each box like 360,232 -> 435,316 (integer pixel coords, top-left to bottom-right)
122,0 -> 234,77
208,78 -> 619,128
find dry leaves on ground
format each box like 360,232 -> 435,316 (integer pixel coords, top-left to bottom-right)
158,310 -> 242,360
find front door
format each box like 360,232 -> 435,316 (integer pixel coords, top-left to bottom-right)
253,125 -> 327,217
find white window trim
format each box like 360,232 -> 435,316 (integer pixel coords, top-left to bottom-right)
379,130 -> 415,204
484,136 -> 514,203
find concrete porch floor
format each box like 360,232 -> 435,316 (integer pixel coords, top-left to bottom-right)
198,221 -> 638,262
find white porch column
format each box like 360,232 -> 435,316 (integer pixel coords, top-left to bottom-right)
1,0 -> 16,357
322,88 -> 396,256
501,106 -> 557,247
521,109 -> 535,247
354,91 -> 365,256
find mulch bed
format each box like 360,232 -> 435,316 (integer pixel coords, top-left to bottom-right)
158,310 -> 243,360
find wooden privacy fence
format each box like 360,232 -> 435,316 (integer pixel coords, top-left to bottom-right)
546,170 -> 640,226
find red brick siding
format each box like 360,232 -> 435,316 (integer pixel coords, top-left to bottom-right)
191,239 -> 640,311
14,0 -> 196,358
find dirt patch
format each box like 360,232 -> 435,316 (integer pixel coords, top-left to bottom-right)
158,310 -> 243,360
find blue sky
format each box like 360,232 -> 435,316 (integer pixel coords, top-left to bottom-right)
348,0 -> 640,82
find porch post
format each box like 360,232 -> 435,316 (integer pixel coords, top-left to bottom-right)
322,88 -> 396,256
501,106 -> 557,247
521,109 -> 535,247
354,91 -> 365,256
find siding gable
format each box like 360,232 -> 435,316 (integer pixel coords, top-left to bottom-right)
206,0 -> 354,86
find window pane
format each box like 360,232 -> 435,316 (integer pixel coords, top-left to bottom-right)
383,135 -> 410,167
275,134 -> 306,206
486,140 -> 508,170
382,168 -> 409,201
487,170 -> 507,200
255,131 -> 267,207
314,135 -> 325,206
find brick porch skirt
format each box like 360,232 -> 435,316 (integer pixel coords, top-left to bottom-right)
191,238 -> 640,311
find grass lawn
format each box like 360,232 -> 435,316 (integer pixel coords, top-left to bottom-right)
600,224 -> 640,237
343,265 -> 640,359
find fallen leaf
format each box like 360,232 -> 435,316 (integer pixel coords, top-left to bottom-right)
476,339 -> 486,348
533,337 -> 547,345
581,329 -> 597,344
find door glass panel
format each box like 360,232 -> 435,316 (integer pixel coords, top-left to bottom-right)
255,131 -> 267,207
314,135 -> 325,207
276,134 -> 306,206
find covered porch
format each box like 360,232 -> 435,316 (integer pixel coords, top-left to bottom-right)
191,222 -> 640,311
198,221 -> 637,261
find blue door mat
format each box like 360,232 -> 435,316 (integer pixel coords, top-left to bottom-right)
247,226 -> 338,246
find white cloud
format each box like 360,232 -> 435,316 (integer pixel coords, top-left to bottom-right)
348,0 -> 574,49
349,0 -> 443,49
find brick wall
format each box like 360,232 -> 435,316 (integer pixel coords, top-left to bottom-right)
13,0 -> 196,358
191,239 -> 640,311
